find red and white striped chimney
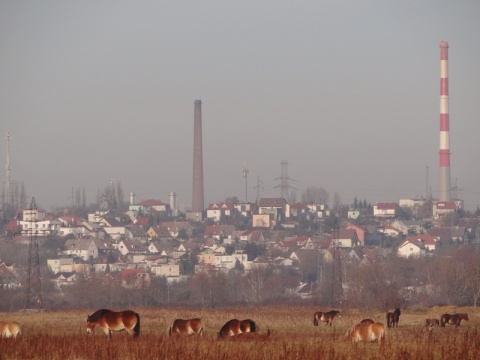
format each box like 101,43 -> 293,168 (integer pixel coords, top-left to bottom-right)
439,40 -> 451,201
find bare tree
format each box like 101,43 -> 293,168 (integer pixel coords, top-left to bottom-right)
301,186 -> 329,205
116,181 -> 125,210
243,268 -> 267,304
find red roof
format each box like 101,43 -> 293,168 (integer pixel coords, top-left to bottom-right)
135,217 -> 150,226
4,220 -> 21,232
139,199 -> 164,207
435,201 -> 457,210
116,268 -> 147,281
204,225 -> 220,236
376,203 -> 397,210
407,234 -> 436,246
207,202 -> 234,210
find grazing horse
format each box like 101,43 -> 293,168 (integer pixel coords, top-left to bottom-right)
168,318 -> 205,336
440,313 -> 469,328
0,321 -> 21,339
344,322 -> 385,344
425,318 -> 440,329
360,319 -> 375,325
87,309 -> 140,338
313,310 -> 341,326
218,319 -> 256,338
386,308 -> 401,328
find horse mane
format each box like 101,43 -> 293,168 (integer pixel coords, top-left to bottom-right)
88,309 -> 109,322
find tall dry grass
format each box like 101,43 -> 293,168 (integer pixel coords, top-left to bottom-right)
0,306 -> 479,359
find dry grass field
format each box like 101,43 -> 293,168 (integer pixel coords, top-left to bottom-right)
1,305 -> 479,359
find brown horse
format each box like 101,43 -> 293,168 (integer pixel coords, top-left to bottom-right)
344,322 -> 385,344
440,313 -> 469,328
87,309 -> 140,338
359,319 -> 375,325
313,310 -> 341,326
218,319 -> 256,338
168,318 -> 205,336
425,318 -> 440,329
0,321 -> 21,339
386,308 -> 401,328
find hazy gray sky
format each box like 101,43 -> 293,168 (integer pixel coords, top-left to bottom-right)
1,1 -> 479,211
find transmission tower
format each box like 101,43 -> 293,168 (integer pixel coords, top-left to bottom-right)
25,197 -> 43,310
254,176 -> 263,204
331,219 -> 340,308
274,160 -> 296,199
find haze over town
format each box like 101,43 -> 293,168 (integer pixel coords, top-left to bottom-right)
1,1 -> 479,211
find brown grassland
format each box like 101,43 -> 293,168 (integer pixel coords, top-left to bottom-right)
1,305 -> 479,359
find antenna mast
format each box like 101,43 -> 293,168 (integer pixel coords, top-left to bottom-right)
242,164 -> 249,202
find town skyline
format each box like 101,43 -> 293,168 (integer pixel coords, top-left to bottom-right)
1,1 -> 479,211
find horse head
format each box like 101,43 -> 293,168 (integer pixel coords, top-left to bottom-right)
86,315 -> 95,334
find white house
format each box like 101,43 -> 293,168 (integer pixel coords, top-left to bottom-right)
206,202 -> 234,222
150,263 -> 180,277
373,203 -> 397,218
397,240 -> 426,258
63,238 -> 99,261
47,258 -> 74,274
215,251 -> 249,270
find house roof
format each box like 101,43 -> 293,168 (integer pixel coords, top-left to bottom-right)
101,217 -> 124,227
204,225 -> 220,236
139,199 -> 165,207
375,203 -> 397,210
407,234 -> 437,246
435,201 -> 457,210
65,238 -> 95,251
338,229 -> 357,239
134,217 -> 150,227
116,268 -> 148,281
207,202 -> 234,210
58,215 -> 85,225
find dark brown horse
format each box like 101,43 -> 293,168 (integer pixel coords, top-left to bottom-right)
425,318 -> 439,329
87,309 -> 140,338
313,310 -> 341,326
359,319 -> 375,325
386,308 -> 401,328
168,318 -> 204,336
440,313 -> 469,328
218,319 -> 256,338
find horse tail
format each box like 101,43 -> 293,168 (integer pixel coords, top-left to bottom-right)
313,313 -> 318,326
250,320 -> 256,333
133,313 -> 140,338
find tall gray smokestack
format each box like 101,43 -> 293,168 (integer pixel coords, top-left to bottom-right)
192,100 -> 204,211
